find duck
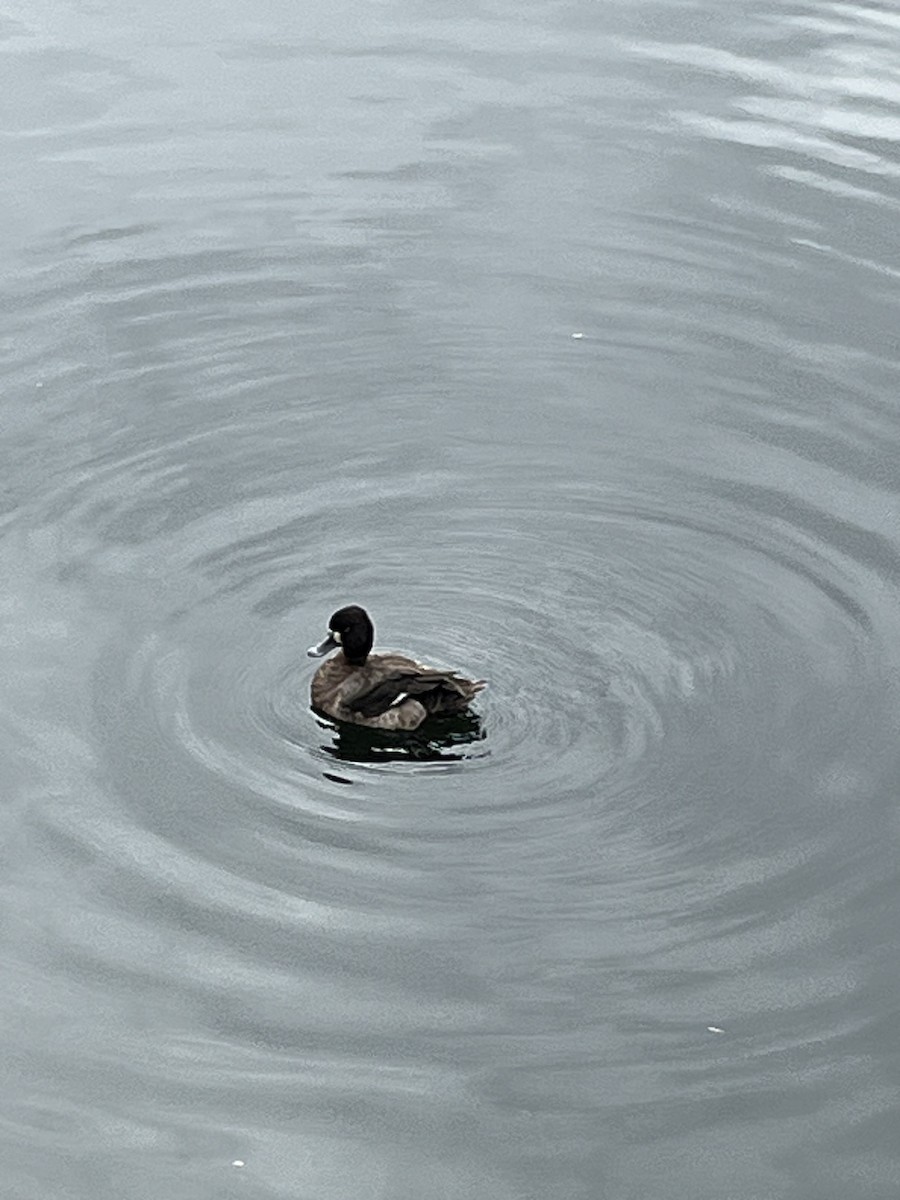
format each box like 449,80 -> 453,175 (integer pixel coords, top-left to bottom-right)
307,605 -> 486,731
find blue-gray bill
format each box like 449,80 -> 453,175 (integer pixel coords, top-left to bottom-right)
307,633 -> 339,657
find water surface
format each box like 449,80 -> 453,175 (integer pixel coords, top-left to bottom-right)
2,1 -> 900,1197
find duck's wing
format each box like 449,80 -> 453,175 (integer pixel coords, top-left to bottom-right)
345,668 -> 482,719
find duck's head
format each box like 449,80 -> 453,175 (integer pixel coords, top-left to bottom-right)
307,604 -> 374,666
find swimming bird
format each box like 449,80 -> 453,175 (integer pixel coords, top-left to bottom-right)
307,605 -> 486,730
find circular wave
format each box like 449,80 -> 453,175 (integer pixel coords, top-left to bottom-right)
73,449 -> 899,899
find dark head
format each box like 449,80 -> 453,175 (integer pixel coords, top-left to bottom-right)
307,605 -> 374,666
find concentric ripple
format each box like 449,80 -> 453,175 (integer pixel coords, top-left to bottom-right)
76,438 -> 900,892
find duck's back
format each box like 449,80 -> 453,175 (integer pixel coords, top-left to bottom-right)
311,651 -> 484,729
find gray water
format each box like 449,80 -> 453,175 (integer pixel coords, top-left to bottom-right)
2,1 -> 900,1196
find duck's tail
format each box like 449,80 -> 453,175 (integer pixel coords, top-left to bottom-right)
424,674 -> 486,715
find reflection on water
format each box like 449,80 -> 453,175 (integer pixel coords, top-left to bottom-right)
2,0 -> 900,1198
315,709 -> 488,767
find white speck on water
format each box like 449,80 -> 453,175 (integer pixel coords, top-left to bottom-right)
35,381 -> 43,388
707,1026 -> 725,1034
571,332 -> 584,339
232,1160 -> 245,1168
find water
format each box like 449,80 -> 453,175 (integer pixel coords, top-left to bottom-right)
2,0 -> 900,1196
